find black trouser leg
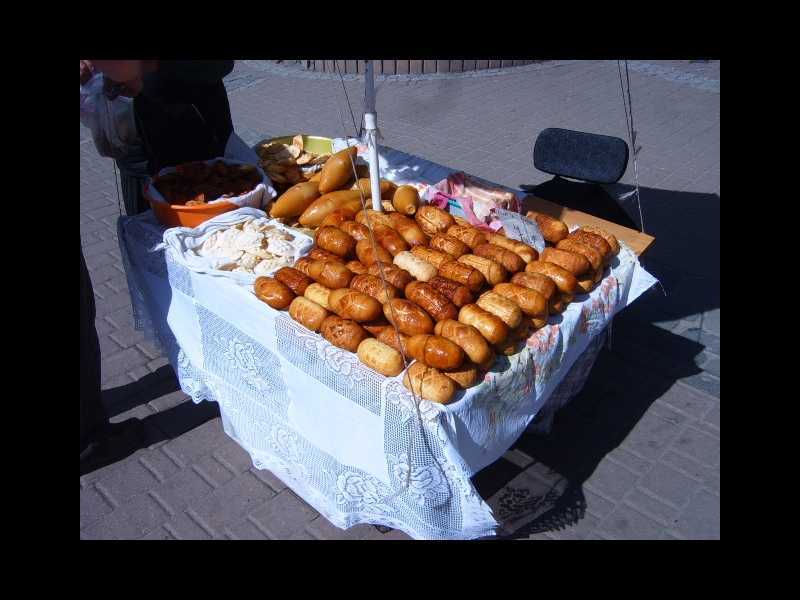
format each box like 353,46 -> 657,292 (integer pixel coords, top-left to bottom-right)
80,243 -> 107,450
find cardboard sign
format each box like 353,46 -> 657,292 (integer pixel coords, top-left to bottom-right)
493,208 -> 546,253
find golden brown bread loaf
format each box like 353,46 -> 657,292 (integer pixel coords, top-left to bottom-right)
474,243 -> 526,273
577,226 -> 620,255
510,271 -> 557,302
356,239 -> 393,266
289,296 -> 329,332
541,247 -> 591,277
319,207 -> 358,229
483,233 -> 538,263
427,276 -> 474,308
492,283 -> 548,318
339,221 -> 371,242
442,361 -> 480,389
274,267 -> 313,296
350,273 -> 400,304
254,277 -> 295,310
377,327 -> 412,358
383,299 -> 435,336
568,230 -> 613,263
361,318 -> 391,336
458,304 -> 509,345
525,261 -> 578,295
299,190 -> 363,228
345,260 -> 368,275
321,315 -> 369,353
357,338 -> 405,377
434,319 -> 492,365
327,288 -> 383,322
403,362 -> 457,404
415,205 -> 455,236
303,282 -> 332,310
437,261 -> 486,293
270,181 -> 321,219
458,254 -> 508,286
410,246 -> 453,269
386,213 -> 429,247
525,210 -> 569,243
305,260 -> 354,289
293,257 -> 313,276
351,178 -> 397,199
429,234 -> 469,258
372,224 -> 409,256
446,225 -> 487,250
368,262 -> 414,291
406,334 -> 465,370
393,251 -> 437,282
404,281 -> 458,322
308,247 -> 346,264
318,146 -> 358,193
476,291 -> 523,328
315,226 -> 356,258
556,238 -> 603,271
355,209 -> 395,230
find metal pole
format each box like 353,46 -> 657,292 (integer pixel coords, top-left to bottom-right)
363,60 -> 382,211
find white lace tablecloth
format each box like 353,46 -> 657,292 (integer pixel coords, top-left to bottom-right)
116,144 -> 657,540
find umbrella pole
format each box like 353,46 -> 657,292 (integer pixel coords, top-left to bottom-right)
363,60 -> 382,211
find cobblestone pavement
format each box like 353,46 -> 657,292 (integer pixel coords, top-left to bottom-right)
80,60 -> 719,540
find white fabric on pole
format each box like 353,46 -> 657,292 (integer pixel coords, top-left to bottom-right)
116,146 -> 657,539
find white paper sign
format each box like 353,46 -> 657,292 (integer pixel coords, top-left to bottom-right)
493,208 -> 546,253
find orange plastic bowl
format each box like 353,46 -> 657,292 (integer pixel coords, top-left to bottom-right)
148,197 -> 240,229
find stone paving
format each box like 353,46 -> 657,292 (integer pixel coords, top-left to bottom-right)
80,60 -> 719,540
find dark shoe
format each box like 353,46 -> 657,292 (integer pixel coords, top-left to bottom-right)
80,418 -> 146,476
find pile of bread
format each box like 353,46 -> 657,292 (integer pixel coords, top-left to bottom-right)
252,146 -> 620,405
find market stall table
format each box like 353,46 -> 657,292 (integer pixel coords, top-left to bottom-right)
117,142 -> 657,540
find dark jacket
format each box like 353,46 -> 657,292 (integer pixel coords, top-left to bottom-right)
134,60 -> 235,175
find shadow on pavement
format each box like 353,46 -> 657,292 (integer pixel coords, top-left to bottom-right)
472,183 -> 719,538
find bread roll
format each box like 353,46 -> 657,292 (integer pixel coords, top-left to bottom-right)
321,315 -> 368,353
474,243 -> 525,273
437,261 -> 486,293
299,190 -> 363,228
293,257 -> 313,277
434,319 -> 492,365
410,246 -> 453,270
303,282 -> 332,310
403,362 -> 457,404
576,272 -> 597,294
525,261 -> 579,295
308,247 -> 345,264
415,205 -> 455,236
568,230 -> 613,263
577,226 -> 620,255
386,213 -> 429,247
392,185 -> 420,215
458,304 -> 509,345
254,276 -> 294,310
356,238 -> 393,266
406,334 -> 464,370
270,181 -> 320,218
345,260 -> 368,275
556,238 -> 603,271
383,299 -> 435,336
492,283 -> 548,318
318,146 -> 358,193
446,225 -> 487,250
306,260 -> 354,289
510,272 -> 557,302
404,281 -> 458,322
340,221 -> 370,242
541,247 -> 591,277
355,209 -> 395,230
458,254 -> 508,286
427,276 -> 474,308
357,338 -> 405,377
373,224 -> 409,256
393,251 -> 437,282
477,291 -> 523,328
430,234 -> 469,258
274,266 -> 313,296
314,226 -> 356,258
350,273 -> 400,304
484,233 -> 538,264
377,327 -> 412,358
361,318 -> 391,336
351,178 -> 397,199
368,262 -> 414,291
289,296 -> 329,332
525,210 -> 569,243
327,288 -> 383,322
319,207 -> 358,229
442,361 -> 480,389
